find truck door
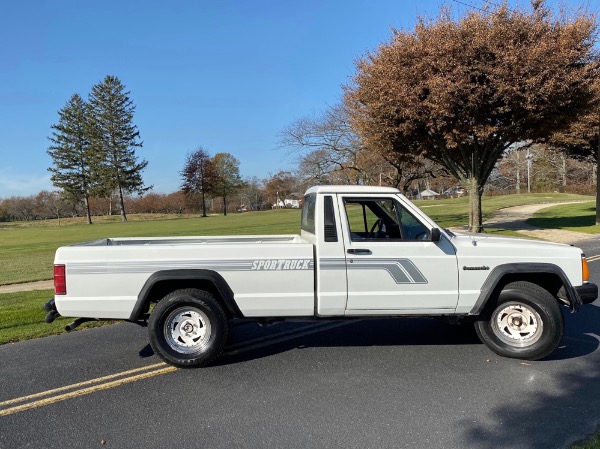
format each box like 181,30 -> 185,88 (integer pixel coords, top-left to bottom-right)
339,194 -> 459,314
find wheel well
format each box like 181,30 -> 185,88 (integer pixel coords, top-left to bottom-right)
139,279 -> 240,320
495,273 -> 564,299
476,272 -> 569,317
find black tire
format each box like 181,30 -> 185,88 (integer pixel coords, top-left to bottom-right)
148,289 -> 228,368
474,281 -> 563,361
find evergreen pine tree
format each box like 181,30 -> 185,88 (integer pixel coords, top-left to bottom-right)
47,94 -> 96,224
88,75 -> 149,222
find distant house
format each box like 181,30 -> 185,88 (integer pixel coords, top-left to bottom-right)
284,199 -> 300,208
272,198 -> 301,209
443,186 -> 465,197
418,189 -> 439,200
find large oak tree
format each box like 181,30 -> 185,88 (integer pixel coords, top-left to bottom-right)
346,0 -> 598,231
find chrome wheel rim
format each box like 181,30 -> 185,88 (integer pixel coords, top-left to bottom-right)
164,307 -> 212,354
492,302 -> 543,347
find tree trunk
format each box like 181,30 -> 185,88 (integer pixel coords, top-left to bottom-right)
223,194 -> 228,216
118,185 -> 127,222
596,131 -> 600,225
466,177 -> 484,232
515,150 -> 521,194
201,191 -> 207,217
560,153 -> 567,190
84,195 -> 93,225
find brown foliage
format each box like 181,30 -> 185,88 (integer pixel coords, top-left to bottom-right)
345,0 -> 598,230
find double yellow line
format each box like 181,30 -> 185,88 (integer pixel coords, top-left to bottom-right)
0,363 -> 176,417
0,321 -> 351,417
587,255 -> 600,263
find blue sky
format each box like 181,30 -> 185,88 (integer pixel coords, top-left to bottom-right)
0,0 -> 590,197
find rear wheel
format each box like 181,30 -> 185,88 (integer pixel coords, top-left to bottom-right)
474,281 -> 563,360
148,289 -> 228,368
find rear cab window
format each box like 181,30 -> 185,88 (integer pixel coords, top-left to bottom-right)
301,193 -> 316,235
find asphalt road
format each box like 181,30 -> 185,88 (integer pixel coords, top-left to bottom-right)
2,243 -> 600,449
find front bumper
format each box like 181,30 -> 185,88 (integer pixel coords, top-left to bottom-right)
575,283 -> 598,305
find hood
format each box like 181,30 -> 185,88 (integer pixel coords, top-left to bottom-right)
448,231 -> 574,251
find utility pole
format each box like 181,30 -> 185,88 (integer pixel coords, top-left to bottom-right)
526,148 -> 533,193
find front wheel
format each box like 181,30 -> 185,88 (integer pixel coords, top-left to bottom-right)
474,281 -> 563,360
148,289 -> 228,368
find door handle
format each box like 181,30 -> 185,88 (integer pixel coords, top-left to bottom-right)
347,249 -> 372,255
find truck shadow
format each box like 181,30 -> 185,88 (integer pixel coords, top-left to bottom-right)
137,304 -> 600,367
458,303 -> 600,449
136,306 -> 600,447
138,317 -> 482,361
209,303 -> 599,367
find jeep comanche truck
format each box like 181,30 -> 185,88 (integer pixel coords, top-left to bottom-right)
44,185 -> 598,368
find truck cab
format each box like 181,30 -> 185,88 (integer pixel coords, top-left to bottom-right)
302,185 -> 459,316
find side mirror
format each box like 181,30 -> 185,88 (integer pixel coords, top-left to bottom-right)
431,228 -> 441,243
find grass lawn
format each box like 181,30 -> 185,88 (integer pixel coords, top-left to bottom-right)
571,434 -> 600,449
0,193 -> 593,286
0,289 -> 112,344
528,202 -> 600,234
0,210 -> 303,285
415,192 -> 592,229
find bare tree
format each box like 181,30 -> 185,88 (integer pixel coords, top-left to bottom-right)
181,147 -> 213,217
282,103 -> 432,189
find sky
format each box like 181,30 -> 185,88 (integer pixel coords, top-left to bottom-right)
0,0 -> 592,197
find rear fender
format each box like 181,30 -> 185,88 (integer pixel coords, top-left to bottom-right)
129,269 -> 243,321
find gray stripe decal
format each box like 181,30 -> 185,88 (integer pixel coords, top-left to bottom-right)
320,258 -> 427,284
69,259 -> 314,275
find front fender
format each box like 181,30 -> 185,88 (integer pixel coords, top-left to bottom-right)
469,263 -> 582,315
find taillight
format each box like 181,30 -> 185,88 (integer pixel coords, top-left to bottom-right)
582,256 -> 590,283
54,264 -> 66,295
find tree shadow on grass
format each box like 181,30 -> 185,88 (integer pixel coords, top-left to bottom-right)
526,206 -> 596,229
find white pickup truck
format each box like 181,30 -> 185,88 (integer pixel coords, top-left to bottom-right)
44,185 -> 597,367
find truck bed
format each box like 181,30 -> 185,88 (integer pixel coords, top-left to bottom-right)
72,235 -> 307,246
55,234 -> 315,319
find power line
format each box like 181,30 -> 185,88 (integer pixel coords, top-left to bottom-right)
449,0 -> 490,13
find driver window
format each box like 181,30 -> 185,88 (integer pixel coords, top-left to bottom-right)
343,198 -> 430,242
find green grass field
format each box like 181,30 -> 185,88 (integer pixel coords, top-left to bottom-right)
528,201 -> 600,233
0,210 -> 303,285
572,434 -> 600,449
0,192 -> 593,286
0,289 -> 112,344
